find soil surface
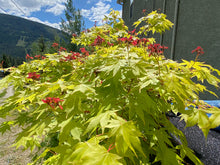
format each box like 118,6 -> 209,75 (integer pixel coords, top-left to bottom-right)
0,86 -> 13,101
0,87 -> 32,165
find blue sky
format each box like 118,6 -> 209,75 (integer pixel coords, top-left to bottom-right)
0,0 -> 122,29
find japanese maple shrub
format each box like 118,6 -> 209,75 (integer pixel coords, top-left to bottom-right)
0,10 -> 220,165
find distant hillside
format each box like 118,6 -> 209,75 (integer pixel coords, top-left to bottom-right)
0,13 -> 63,58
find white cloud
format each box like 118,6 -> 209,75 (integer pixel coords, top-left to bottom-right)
43,21 -> 61,30
46,4 -> 65,16
0,0 -> 66,16
27,17 -> 61,29
87,0 -> 112,4
0,0 -> 120,30
119,10 -> 122,17
86,0 -> 112,4
81,9 -> 91,18
0,0 -> 26,16
81,1 -> 111,25
0,0 -> 64,29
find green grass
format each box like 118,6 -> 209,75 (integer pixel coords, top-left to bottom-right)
0,89 -> 7,98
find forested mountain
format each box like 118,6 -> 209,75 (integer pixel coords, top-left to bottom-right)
0,13 -> 63,58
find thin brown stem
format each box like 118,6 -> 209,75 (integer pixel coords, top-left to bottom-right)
195,53 -> 200,62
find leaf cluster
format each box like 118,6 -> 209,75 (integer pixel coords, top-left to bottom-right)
0,10 -> 220,165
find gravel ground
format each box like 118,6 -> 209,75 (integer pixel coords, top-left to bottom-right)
0,86 -> 13,102
0,87 -> 32,165
170,116 -> 220,165
0,119 -> 32,165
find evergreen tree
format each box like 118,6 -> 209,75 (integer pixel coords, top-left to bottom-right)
48,35 -> 62,53
38,35 -> 46,55
31,36 -> 51,56
60,0 -> 84,51
0,54 -> 24,68
2,54 -> 10,68
30,41 -> 39,56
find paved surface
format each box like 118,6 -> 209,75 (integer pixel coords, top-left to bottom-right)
2,86 -> 13,99
0,86 -> 32,165
0,86 -> 14,105
170,116 -> 220,165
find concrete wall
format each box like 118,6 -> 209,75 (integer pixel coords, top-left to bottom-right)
122,0 -> 220,99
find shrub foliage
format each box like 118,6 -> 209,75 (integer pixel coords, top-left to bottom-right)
0,10 -> 220,165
